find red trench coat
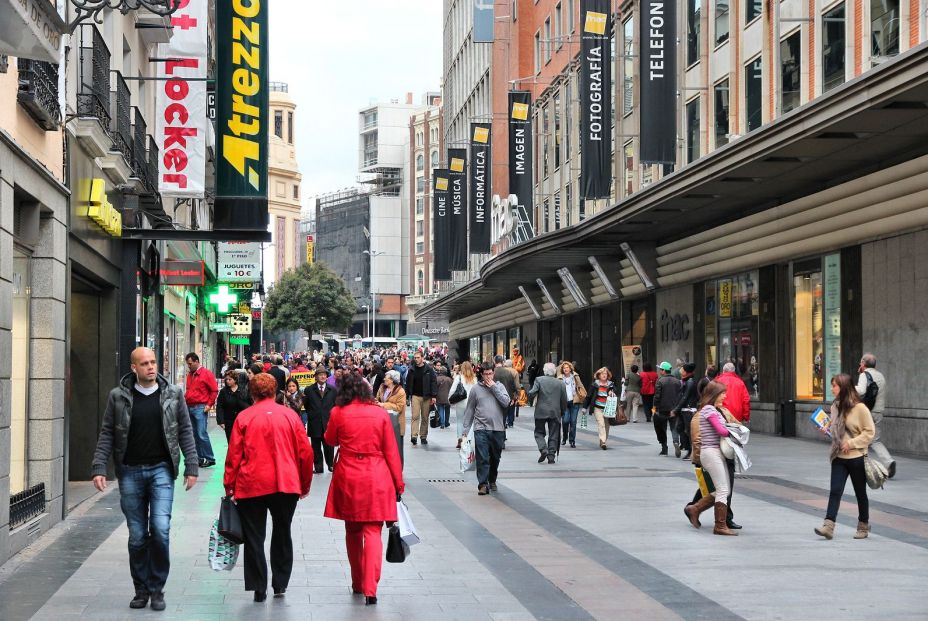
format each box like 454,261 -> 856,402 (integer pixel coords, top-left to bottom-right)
324,400 -> 405,522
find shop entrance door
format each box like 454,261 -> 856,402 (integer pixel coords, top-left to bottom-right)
68,277 -> 103,481
731,318 -> 758,398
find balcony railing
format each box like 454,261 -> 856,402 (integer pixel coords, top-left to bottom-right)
110,71 -> 131,161
77,24 -> 111,125
17,59 -> 61,131
131,106 -> 147,179
145,134 -> 159,195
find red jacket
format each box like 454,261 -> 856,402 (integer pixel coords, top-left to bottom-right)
185,366 -> 218,407
224,399 -> 314,499
716,372 -> 751,422
324,400 -> 405,522
640,371 -> 658,396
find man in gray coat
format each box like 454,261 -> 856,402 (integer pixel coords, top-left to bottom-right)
91,347 -> 199,611
856,352 -> 893,477
529,362 -> 568,464
462,363 -> 511,495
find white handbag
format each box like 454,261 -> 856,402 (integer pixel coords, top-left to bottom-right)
396,500 -> 420,546
720,437 -> 736,460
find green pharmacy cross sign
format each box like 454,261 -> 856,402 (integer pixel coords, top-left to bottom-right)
209,285 -> 239,314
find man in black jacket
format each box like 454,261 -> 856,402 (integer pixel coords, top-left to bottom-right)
671,362 -> 699,460
91,347 -> 199,612
404,351 -> 438,446
653,361 -> 682,456
303,368 -> 336,472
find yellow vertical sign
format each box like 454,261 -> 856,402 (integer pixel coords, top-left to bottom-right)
719,279 -> 732,318
306,235 -> 314,264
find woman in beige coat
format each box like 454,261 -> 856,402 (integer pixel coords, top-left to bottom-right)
556,361 -> 586,448
376,370 -> 407,465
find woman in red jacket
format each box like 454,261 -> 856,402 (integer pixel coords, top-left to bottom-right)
224,373 -> 314,602
324,372 -> 405,606
639,362 -> 658,423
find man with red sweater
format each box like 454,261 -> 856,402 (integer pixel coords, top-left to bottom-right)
715,362 -> 751,423
185,352 -> 218,467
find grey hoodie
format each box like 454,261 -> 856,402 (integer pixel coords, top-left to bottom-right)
462,381 -> 511,433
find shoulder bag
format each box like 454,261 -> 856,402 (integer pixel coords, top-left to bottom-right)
386,524 -> 410,563
864,455 -> 888,489
217,496 -> 244,544
449,379 -> 467,404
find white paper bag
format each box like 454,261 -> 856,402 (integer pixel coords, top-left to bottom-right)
396,500 -> 420,546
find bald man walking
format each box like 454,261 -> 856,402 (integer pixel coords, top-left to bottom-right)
91,347 -> 199,612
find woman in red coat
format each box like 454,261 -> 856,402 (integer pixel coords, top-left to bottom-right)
639,362 -> 658,423
324,372 -> 405,605
224,373 -> 314,602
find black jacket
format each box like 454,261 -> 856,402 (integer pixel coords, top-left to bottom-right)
303,383 -> 337,437
654,374 -> 683,412
91,373 -> 199,479
215,385 -> 252,429
583,380 -> 616,409
403,363 -> 438,398
268,366 -> 287,393
673,375 -> 699,413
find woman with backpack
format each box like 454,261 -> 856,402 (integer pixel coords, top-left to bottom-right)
814,374 -> 875,540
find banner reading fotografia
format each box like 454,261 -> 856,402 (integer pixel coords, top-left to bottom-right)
469,123 -> 492,253
580,0 -> 612,199
215,0 -> 269,230
508,91 -> 534,226
640,0 -> 677,164
433,169 -> 452,281
448,148 -> 468,270
155,0 -> 207,197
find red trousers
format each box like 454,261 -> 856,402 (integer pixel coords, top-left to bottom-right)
345,521 -> 383,597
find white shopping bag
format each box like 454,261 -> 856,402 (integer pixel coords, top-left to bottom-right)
459,428 -> 476,473
396,500 -> 420,546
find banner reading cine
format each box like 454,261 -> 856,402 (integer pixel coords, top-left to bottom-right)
579,0 -> 612,199
215,0 -> 269,230
447,148 -> 468,270
432,169 -> 451,281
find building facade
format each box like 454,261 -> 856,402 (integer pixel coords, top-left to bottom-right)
420,0 -> 928,456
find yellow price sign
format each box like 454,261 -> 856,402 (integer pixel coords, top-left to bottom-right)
291,371 -> 315,389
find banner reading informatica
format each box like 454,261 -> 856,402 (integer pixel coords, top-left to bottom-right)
469,123 -> 492,253
640,0 -> 677,164
580,0 -> 613,199
215,0 -> 269,230
433,169 -> 452,281
448,148 -> 468,270
508,91 -> 534,227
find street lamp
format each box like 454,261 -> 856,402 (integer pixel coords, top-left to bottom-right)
363,249 -> 385,347
361,304 -> 370,342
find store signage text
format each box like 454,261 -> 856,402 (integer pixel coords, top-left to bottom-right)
160,260 -> 205,286
659,309 -> 690,342
78,178 -> 122,237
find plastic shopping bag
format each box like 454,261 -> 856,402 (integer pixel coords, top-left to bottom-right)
603,395 -> 619,418
208,519 -> 240,571
396,500 -> 420,546
579,409 -> 589,429
459,428 -> 476,473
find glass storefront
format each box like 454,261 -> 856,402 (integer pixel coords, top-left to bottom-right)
705,270 -> 760,397
495,330 -> 507,357
508,327 -> 521,357
469,336 -> 481,364
793,254 -> 840,400
481,333 -> 493,364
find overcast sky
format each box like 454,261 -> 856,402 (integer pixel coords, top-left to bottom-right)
269,1 -> 443,208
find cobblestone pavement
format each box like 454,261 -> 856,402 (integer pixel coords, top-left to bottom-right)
2,410 -> 927,620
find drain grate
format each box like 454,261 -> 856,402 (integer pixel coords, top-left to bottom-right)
427,479 -> 467,483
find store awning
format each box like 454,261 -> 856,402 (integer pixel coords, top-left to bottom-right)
417,43 -> 928,322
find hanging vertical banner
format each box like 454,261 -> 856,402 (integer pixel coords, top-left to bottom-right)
508,91 -> 534,228
215,0 -> 269,230
155,0 -> 207,197
473,1 -> 495,42
447,149 -> 468,270
640,0 -> 677,164
580,0 -> 613,199
469,123 -> 492,253
432,169 -> 451,281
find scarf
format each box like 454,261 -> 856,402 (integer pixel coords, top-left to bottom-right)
828,401 -> 847,462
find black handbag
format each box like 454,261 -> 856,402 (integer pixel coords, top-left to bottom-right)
429,406 -> 440,428
449,380 -> 467,404
385,524 -> 409,563
217,496 -> 244,544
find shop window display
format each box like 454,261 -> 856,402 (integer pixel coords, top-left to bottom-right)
482,333 -> 493,364
706,271 -> 759,397
508,327 -> 521,357
794,254 -> 840,400
495,329 -> 507,357
470,336 -> 481,364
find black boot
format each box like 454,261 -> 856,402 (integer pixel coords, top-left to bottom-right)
659,444 -> 668,455
129,591 -> 149,609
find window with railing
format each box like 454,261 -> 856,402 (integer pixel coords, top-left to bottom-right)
78,24 -> 111,124
110,71 -> 131,161
17,59 -> 60,130
780,32 -> 801,113
822,4 -> 846,92
871,0 -> 899,58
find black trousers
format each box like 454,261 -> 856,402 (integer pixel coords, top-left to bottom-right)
641,393 -> 654,421
690,458 -> 736,521
653,411 -> 672,447
237,492 -> 299,593
534,418 -> 560,456
826,456 -> 869,523
676,411 -> 694,451
311,436 -> 335,472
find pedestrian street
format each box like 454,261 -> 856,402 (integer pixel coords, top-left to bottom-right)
2,412 -> 926,621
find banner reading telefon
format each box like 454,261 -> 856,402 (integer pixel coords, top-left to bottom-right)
579,0 -> 612,199
447,148 -> 468,270
469,123 -> 492,253
155,0 -> 207,197
432,169 -> 452,281
508,91 -> 533,226
640,0 -> 677,163
215,0 -> 269,229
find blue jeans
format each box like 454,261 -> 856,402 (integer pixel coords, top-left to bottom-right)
118,462 -> 175,593
188,404 -> 214,462
505,404 -> 516,427
437,403 -> 450,428
473,430 -> 505,487
562,403 -> 580,444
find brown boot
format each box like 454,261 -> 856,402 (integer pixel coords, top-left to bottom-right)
713,502 -> 738,536
854,521 -> 870,539
814,519 -> 835,540
684,496 -> 715,529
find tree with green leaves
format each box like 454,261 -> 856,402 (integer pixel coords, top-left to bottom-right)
263,262 -> 356,337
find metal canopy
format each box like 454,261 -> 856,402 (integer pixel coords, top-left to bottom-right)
417,44 -> 928,322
